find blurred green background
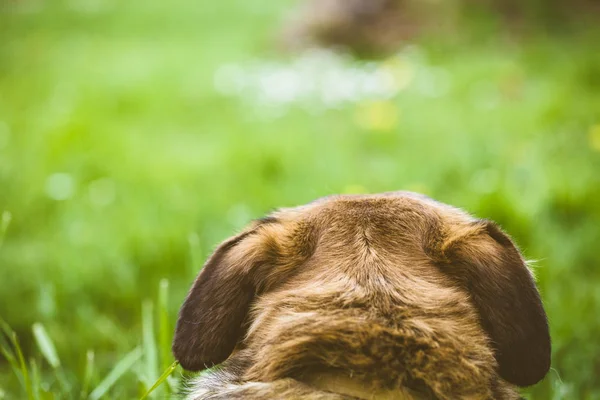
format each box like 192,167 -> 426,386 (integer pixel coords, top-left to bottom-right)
1,0 -> 599,398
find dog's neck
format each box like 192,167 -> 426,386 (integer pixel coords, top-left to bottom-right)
304,371 -> 418,400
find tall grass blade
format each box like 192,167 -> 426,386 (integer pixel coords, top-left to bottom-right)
32,323 -> 70,393
32,323 -> 60,368
0,331 -> 25,389
0,318 -> 34,399
158,279 -> 170,367
158,279 -> 171,396
142,299 -> 158,393
12,332 -> 34,400
88,346 -> 142,400
0,329 -> 16,364
139,361 -> 179,400
80,350 -> 95,400
29,358 -> 41,400
0,318 -> 14,339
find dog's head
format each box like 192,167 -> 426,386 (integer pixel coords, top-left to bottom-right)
172,192 -> 551,387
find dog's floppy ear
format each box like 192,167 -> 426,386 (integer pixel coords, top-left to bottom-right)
439,220 -> 551,387
172,223 -> 277,371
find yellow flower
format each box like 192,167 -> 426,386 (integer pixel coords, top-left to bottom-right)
589,124 -> 600,152
355,101 -> 399,132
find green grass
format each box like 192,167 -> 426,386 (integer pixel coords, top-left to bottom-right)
1,0 -> 599,398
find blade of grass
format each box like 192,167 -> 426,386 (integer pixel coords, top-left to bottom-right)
0,329 -> 16,364
0,331 -> 25,389
12,332 -> 34,400
142,300 -> 158,393
158,279 -> 171,396
158,279 -> 170,363
32,323 -> 60,368
88,346 -> 142,400
139,361 -> 179,400
0,318 -> 34,399
29,358 -> 41,400
32,323 -> 70,394
80,350 -> 95,400
0,345 -> 20,378
0,318 -> 14,340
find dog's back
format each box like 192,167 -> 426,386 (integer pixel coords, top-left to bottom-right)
173,193 -> 550,399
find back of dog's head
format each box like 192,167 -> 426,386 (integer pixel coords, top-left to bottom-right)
173,192 -> 550,391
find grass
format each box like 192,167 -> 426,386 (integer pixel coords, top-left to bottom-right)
0,0 -> 599,398
2,285 -> 180,400
1,288 -> 180,400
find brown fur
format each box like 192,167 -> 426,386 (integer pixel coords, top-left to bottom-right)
173,192 -> 550,399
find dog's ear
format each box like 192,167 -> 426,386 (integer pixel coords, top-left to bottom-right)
172,222 -> 280,371
438,220 -> 551,387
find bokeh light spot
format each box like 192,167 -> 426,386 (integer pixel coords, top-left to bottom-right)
45,173 -> 75,201
213,48 -> 421,115
355,100 -> 399,132
378,57 -> 414,93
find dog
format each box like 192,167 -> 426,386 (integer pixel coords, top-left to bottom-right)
173,192 -> 551,399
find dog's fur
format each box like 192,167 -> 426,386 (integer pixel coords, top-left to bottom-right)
173,192 -> 551,399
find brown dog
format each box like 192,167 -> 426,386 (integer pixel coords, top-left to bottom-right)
173,192 -> 550,399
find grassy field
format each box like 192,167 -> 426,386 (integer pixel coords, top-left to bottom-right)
1,0 -> 600,398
